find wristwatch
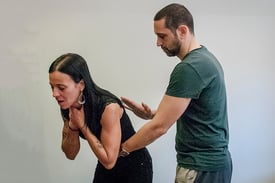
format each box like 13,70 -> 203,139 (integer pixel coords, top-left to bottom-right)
119,146 -> 130,157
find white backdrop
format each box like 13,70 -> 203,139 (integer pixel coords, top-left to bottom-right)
0,0 -> 274,183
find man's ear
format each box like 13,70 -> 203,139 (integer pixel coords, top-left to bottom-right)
177,25 -> 188,39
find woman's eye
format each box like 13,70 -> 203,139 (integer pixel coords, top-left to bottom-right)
50,85 -> 54,91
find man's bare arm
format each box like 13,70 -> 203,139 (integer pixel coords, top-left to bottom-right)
122,95 -> 191,152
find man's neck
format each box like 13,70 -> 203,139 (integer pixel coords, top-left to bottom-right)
178,37 -> 201,60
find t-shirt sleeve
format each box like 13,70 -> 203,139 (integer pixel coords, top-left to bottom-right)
165,63 -> 204,99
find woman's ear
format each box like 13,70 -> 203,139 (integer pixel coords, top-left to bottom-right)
79,79 -> 85,91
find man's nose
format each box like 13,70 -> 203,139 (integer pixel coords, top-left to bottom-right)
156,38 -> 162,47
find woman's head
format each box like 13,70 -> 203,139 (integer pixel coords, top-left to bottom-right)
49,53 -> 122,136
49,53 -> 90,84
49,53 -> 91,109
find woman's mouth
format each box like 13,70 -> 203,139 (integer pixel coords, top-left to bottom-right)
57,100 -> 64,105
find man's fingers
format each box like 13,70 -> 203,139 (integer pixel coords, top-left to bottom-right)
142,103 -> 151,112
121,96 -> 133,104
121,96 -> 142,110
123,105 -> 134,111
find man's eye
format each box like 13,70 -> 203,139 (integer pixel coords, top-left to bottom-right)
158,34 -> 165,39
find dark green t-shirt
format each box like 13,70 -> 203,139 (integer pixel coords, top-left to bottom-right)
166,46 -> 231,171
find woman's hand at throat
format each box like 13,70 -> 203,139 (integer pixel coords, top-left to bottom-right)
69,106 -> 86,130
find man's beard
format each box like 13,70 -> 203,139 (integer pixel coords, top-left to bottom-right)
161,39 -> 181,57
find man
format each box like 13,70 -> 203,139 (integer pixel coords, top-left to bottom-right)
120,3 -> 232,183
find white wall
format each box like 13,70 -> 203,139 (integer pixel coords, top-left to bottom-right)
0,0 -> 274,183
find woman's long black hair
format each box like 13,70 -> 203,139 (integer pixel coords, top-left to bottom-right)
49,53 -> 122,138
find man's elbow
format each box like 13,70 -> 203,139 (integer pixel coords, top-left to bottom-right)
158,127 -> 169,137
154,124 -> 169,138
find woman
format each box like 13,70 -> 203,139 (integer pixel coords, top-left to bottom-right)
48,53 -> 153,183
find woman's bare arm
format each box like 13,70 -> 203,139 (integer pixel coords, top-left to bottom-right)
61,120 -> 80,160
79,103 -> 122,169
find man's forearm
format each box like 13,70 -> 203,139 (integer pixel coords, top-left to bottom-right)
122,119 -> 167,153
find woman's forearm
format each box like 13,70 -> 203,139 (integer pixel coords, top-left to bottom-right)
80,126 -> 117,169
61,122 -> 80,160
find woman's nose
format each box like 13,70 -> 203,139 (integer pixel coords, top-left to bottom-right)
52,88 -> 59,97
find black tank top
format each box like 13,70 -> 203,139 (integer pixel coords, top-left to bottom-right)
79,95 -> 136,143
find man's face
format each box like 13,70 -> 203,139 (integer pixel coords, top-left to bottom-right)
154,18 -> 181,57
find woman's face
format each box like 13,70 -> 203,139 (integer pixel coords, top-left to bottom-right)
49,71 -> 84,109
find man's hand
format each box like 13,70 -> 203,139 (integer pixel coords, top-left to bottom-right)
121,97 -> 154,120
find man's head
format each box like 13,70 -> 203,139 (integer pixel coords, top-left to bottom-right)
154,3 -> 194,35
153,3 -> 195,58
